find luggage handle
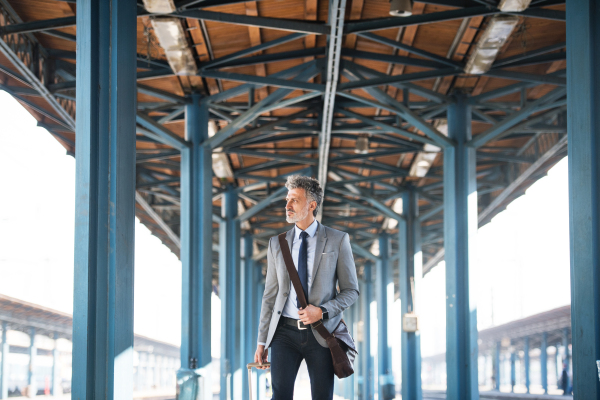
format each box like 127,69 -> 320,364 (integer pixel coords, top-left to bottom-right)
247,363 -> 271,400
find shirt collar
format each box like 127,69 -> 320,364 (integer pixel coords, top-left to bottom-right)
295,219 -> 318,239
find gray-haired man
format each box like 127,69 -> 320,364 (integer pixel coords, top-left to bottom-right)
254,175 -> 359,400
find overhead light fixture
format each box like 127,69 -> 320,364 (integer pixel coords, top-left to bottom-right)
498,0 -> 532,12
464,15 -> 520,75
143,0 -> 176,14
212,153 -> 234,179
389,0 -> 413,17
150,17 -> 198,75
355,136 -> 369,154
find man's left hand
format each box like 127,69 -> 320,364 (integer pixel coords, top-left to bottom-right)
298,305 -> 323,325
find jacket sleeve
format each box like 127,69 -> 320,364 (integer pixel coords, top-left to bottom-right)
257,237 -> 279,344
320,233 -> 359,317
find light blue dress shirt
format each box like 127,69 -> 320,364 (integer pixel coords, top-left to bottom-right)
258,220 -> 320,346
282,219 -> 319,319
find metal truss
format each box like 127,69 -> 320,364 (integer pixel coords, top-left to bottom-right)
0,0 -> 568,268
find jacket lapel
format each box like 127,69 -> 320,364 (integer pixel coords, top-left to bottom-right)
283,227 -> 294,290
310,223 -> 328,283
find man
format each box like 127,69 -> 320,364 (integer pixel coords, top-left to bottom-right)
254,175 -> 359,400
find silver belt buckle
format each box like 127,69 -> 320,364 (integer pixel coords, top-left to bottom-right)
297,320 -> 307,330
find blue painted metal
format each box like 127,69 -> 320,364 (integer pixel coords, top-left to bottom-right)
51,333 -> 59,396
173,9 -> 329,34
444,94 -> 479,400
344,6 -> 495,34
237,186 -> 288,221
562,327 -> 569,373
376,233 -> 395,400
180,95 -> 213,396
469,87 -> 565,148
524,337 -> 530,393
241,234 -> 255,400
494,342 -> 501,391
541,332 -> 548,394
220,186 -> 241,400
72,1 -> 137,399
566,0 -> 600,397
362,262 -> 374,400
510,348 -> 516,392
0,322 -> 7,399
28,328 -> 35,390
200,70 -> 325,92
399,189 -> 422,400
136,113 -> 188,150
203,32 -> 307,69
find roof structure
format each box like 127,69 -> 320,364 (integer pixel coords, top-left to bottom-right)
0,0 -> 567,286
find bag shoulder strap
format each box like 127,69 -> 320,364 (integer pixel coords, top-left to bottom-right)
277,233 -> 335,342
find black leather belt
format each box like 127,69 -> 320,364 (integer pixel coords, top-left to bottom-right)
280,316 -> 309,330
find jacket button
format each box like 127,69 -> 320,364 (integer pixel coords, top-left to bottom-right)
284,292 -> 288,297
278,311 -> 281,314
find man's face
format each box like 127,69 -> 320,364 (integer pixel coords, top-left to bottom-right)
285,188 -> 312,223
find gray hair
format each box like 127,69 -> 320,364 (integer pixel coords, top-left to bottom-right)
285,175 -> 323,217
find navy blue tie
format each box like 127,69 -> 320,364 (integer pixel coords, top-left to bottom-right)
297,231 -> 309,308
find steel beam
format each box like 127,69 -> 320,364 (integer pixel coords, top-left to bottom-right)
179,95 -> 213,399
51,333 -> 60,396
220,186 -> 241,400
566,0 -> 600,397
399,189 -> 422,400
237,186 -> 287,222
376,234 -> 395,400
344,6 -> 496,34
362,262 -> 374,400
173,9 -> 329,34
318,0 -> 347,198
72,2 -> 137,400
510,347 -> 516,392
469,87 -> 565,148
444,94 -> 479,400
0,322 -> 7,400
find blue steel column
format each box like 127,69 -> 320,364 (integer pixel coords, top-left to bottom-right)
562,327 -> 569,387
541,332 -> 548,394
399,189 -> 422,400
220,186 -> 241,400
376,233 -> 395,400
357,285 -> 365,400
72,1 -> 137,399
444,93 -> 479,400
242,234 -> 255,400
524,337 -> 530,393
28,328 -> 35,395
510,347 -> 515,393
180,94 -> 212,397
1,322 -> 7,400
566,0 -> 600,397
494,342 -> 500,390
51,333 -> 59,396
362,262 -> 374,400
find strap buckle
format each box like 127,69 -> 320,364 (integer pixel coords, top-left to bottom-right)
297,320 -> 307,330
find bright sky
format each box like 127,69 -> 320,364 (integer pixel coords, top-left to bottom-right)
0,90 -> 571,362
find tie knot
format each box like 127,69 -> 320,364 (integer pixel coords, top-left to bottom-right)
300,231 -> 309,240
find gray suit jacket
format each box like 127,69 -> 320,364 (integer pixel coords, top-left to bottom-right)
258,223 -> 360,348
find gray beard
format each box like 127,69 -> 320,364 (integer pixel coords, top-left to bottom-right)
286,204 -> 309,224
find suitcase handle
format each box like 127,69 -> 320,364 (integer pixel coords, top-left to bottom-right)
247,362 -> 271,369
246,363 -> 270,400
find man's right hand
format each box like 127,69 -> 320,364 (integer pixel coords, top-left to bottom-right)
254,345 -> 269,369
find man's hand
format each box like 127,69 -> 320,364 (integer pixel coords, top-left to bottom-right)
254,345 -> 269,369
298,304 -> 323,325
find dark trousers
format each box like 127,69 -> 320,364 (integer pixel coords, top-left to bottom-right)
269,321 -> 334,400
